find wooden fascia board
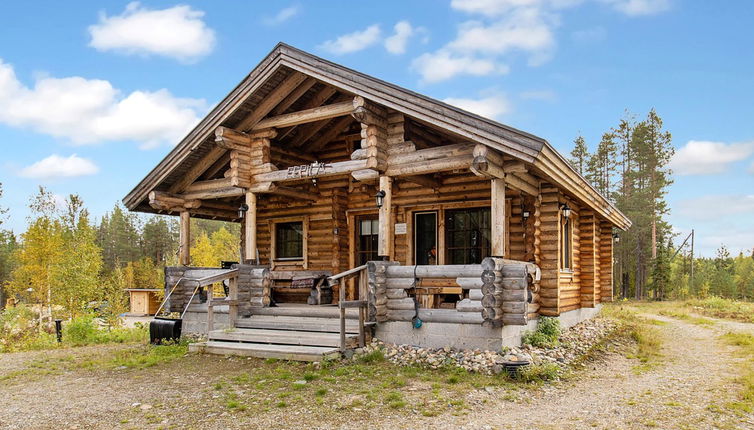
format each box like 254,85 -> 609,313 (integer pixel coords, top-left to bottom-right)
533,145 -> 631,230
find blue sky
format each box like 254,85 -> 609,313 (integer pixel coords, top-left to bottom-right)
0,0 -> 752,257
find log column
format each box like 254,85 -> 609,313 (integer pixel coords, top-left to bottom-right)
244,192 -> 257,264
179,211 -> 190,266
491,177 -> 507,257
378,176 -> 393,258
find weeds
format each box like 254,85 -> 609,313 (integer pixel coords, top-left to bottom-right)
521,316 -> 561,348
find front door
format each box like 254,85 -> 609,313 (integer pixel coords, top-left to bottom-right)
414,211 -> 438,265
355,215 -> 379,265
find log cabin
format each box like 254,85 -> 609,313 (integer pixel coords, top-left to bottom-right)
123,43 -> 630,361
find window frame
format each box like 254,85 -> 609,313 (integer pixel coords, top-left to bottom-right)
269,216 -> 309,269
444,206 -> 492,265
355,215 -> 380,265
560,211 -> 573,272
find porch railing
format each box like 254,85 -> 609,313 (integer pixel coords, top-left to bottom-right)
180,268 -> 241,333
327,264 -> 368,351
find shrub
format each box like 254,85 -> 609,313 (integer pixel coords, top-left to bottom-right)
0,306 -> 56,352
64,314 -> 101,345
521,317 -> 561,348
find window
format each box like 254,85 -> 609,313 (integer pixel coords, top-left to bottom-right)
414,211 -> 438,265
560,217 -> 572,270
275,221 -> 303,260
356,217 -> 379,265
445,208 -> 491,264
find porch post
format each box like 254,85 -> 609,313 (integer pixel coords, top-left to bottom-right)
378,175 -> 393,258
245,191 -> 257,264
491,177 -> 506,257
179,210 -> 190,265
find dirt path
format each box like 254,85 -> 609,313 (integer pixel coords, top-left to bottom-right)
372,313 -> 754,430
0,314 -> 752,430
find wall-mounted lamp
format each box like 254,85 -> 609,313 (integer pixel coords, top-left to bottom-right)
612,232 -> 620,243
522,210 -> 531,221
375,190 -> 386,209
238,203 -> 249,219
560,203 -> 571,219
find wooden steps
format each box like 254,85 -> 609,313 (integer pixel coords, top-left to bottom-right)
207,328 -> 359,348
189,341 -> 340,361
189,314 -> 371,361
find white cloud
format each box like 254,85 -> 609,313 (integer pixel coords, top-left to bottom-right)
263,5 -> 300,26
604,0 -> 671,16
443,94 -> 512,120
414,0 -> 668,83
88,2 -> 216,62
384,21 -> 416,54
0,59 -> 206,149
319,24 -> 382,55
412,50 -> 509,83
448,9 -> 556,61
670,140 -> 754,175
20,154 -> 99,179
571,26 -> 607,43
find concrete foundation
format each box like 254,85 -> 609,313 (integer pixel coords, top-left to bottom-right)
375,304 -> 603,351
182,309 -> 229,334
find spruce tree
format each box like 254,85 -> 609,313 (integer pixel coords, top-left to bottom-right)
569,135 -> 590,176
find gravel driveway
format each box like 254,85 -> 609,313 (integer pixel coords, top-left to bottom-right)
0,312 -> 752,430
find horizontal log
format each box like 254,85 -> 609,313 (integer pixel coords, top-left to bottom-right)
386,298 -> 416,310
456,299 -> 483,312
502,314 -> 527,325
253,98 -> 362,130
386,265 -> 483,278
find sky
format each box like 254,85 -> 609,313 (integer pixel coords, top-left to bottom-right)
0,0 -> 752,257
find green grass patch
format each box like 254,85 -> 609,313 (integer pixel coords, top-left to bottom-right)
687,297 -> 754,323
602,304 -> 663,373
720,332 -> 754,413
110,341 -> 188,369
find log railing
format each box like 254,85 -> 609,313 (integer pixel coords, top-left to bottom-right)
328,264 -> 368,351
367,260 -> 539,327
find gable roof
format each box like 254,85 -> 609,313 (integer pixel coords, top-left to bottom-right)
123,43 -> 630,230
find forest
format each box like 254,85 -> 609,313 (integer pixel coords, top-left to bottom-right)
0,185 -> 239,322
569,109 -> 754,301
0,108 -> 752,325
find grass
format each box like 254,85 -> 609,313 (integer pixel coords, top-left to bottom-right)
521,316 -> 561,348
601,304 -> 663,373
687,297 -> 754,323
720,332 -> 754,413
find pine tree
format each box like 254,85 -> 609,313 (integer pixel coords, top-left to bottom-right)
569,135 -> 590,176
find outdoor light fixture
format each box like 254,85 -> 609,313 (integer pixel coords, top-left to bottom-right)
375,190 -> 386,209
560,203 -> 571,219
238,203 -> 249,219
522,210 -> 531,221
613,232 -> 620,243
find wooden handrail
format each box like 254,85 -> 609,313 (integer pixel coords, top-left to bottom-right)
185,268 -> 239,287
330,265 -> 369,351
328,264 -> 367,283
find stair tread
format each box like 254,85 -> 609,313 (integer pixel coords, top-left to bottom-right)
202,341 -> 338,354
208,328 -> 362,347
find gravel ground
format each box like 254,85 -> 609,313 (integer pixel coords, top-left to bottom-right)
0,311 -> 752,430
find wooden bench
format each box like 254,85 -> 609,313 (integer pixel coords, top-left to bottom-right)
271,270 -> 332,305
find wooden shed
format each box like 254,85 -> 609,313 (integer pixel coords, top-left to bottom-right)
123,43 -> 630,360
126,289 -> 161,316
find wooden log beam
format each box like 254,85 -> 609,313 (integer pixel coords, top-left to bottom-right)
254,159 -> 368,183
492,177 -> 506,257
184,177 -> 234,193
385,154 -> 473,177
306,115 -> 355,151
168,146 -> 227,193
270,77 -> 317,116
245,192 -> 256,263
378,176 -> 393,257
277,86 -> 338,141
253,97 -> 363,131
179,211 -> 190,265
183,186 -> 245,200
237,72 -> 308,131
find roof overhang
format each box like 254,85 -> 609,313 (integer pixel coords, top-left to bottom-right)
123,43 -> 630,230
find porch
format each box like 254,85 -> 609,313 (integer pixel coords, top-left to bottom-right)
169,257 -> 539,361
